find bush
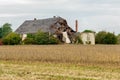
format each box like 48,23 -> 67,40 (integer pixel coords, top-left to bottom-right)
27,33 -> 36,39
2,32 -> 21,45
0,39 -> 3,45
23,38 -> 35,44
22,31 -> 59,45
48,36 -> 60,44
95,31 -> 117,44
35,31 -> 49,44
83,30 -> 95,33
117,34 -> 120,44
35,31 -> 60,44
103,32 -> 117,44
22,33 -> 36,45
75,36 -> 83,44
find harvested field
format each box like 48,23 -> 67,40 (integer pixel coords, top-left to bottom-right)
0,45 -> 120,80
0,45 -> 120,66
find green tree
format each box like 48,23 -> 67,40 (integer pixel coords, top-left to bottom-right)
0,28 -> 2,38
2,23 -> 12,38
0,23 -> 12,38
96,31 -> 117,44
103,32 -> 117,44
3,32 -> 21,45
117,34 -> 120,44
95,31 -> 107,44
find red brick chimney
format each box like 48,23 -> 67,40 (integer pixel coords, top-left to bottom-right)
75,20 -> 78,32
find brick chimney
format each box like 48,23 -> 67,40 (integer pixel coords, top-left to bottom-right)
75,20 -> 78,32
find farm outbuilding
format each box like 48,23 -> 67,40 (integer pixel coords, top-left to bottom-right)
80,32 -> 95,45
15,16 -> 76,43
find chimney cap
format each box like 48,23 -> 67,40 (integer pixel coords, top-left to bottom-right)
53,16 -> 56,18
34,18 -> 37,20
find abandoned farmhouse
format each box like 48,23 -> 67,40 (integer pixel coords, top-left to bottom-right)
15,16 -> 95,45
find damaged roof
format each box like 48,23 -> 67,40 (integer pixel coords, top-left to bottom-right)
15,17 -> 67,34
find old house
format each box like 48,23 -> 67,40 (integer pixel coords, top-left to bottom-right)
80,32 -> 95,45
15,16 -> 76,43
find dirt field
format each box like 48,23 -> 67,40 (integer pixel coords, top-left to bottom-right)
0,45 -> 120,80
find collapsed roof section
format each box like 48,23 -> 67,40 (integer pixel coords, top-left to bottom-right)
15,17 -> 75,34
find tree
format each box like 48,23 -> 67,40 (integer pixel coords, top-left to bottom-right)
0,23 -> 12,38
0,28 -> 2,38
2,23 -> 12,38
3,32 -> 21,45
95,31 -> 117,44
117,34 -> 120,44
95,31 -> 107,44
103,32 -> 117,44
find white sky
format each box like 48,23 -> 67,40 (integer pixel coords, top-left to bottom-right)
0,0 -> 120,34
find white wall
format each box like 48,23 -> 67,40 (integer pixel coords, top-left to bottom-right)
22,34 -> 27,41
80,32 -> 95,45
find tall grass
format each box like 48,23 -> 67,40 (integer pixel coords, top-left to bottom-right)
0,45 -> 120,66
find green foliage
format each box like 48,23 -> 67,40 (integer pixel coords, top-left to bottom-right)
117,34 -> 120,44
23,31 -> 59,45
83,30 -> 95,33
27,33 -> 35,39
95,31 -> 107,44
0,39 -> 3,45
23,33 -> 36,44
75,36 -> 83,44
0,28 -> 2,38
103,32 -> 117,44
3,32 -> 21,45
0,23 -> 12,38
35,31 -> 59,44
95,31 -> 117,44
23,38 -> 35,45
48,36 -> 60,44
35,31 -> 49,44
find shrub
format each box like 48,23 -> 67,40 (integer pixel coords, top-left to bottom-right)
103,32 -> 117,44
22,33 -> 36,45
75,36 -> 83,44
95,31 -> 117,44
0,39 -> 3,45
48,36 -> 60,44
27,33 -> 35,39
35,31 -> 49,44
23,38 -> 36,44
2,32 -> 21,45
34,31 -> 60,45
83,30 -> 95,33
117,34 -> 120,44
95,31 -> 107,44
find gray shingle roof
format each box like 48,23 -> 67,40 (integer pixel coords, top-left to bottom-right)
15,17 -> 67,34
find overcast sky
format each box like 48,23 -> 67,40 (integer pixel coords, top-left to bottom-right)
0,0 -> 120,34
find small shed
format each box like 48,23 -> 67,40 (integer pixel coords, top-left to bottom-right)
80,32 -> 95,45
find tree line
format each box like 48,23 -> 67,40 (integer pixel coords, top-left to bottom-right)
0,23 -> 120,45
